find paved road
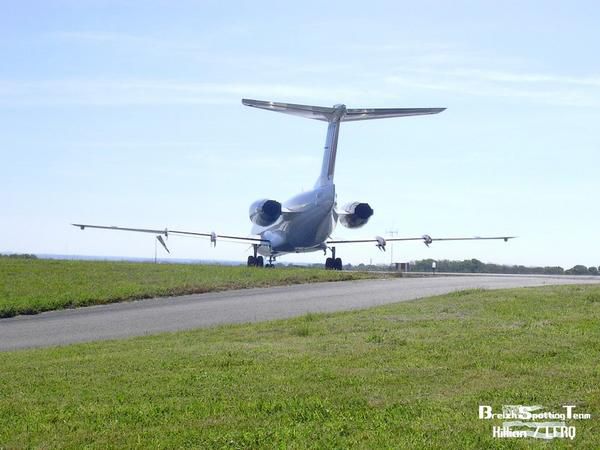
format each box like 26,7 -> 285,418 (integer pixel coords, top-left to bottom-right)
1,275 -> 599,351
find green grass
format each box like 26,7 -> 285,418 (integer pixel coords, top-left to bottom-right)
0,258 -> 378,318
1,285 -> 599,448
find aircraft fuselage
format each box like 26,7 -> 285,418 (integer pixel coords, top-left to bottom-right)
253,184 -> 337,256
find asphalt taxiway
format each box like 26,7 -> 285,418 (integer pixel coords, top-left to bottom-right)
1,274 -> 599,351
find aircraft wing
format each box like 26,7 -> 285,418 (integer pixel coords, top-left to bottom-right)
327,237 -> 422,244
72,223 -> 269,252
327,235 -> 516,251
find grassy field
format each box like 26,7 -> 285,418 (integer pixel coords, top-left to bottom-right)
1,284 -> 599,448
0,258 -> 378,318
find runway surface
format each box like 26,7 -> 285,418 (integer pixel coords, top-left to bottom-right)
1,274 -> 599,351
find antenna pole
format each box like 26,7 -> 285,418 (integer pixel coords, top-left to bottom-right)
387,229 -> 398,267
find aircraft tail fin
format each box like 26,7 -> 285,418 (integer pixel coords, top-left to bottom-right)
242,99 -> 445,187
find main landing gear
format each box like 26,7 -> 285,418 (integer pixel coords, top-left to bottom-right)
325,246 -> 343,271
247,255 -> 264,267
247,244 -> 275,268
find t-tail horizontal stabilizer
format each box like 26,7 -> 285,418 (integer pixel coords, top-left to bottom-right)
242,98 -> 445,122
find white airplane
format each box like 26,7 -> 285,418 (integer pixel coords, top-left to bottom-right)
74,99 -> 515,269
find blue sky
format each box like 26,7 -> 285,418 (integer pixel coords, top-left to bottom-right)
2,0 -> 599,268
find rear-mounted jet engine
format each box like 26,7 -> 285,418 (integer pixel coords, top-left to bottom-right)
249,199 -> 282,226
339,202 -> 374,228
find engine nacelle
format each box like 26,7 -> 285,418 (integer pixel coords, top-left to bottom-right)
339,202 -> 374,228
249,199 -> 282,226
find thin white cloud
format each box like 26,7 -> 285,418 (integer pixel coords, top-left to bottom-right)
51,31 -> 209,53
4,30 -> 600,109
1,75 -> 597,108
0,79 -> 368,107
386,68 -> 600,107
347,43 -> 600,106
411,67 -> 600,87
51,30 -> 357,76
53,31 -> 147,43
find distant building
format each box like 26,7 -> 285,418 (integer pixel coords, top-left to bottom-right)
394,262 -> 410,272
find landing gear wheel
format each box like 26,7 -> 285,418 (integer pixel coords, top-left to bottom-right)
325,257 -> 334,270
334,257 -> 343,271
247,256 -> 256,267
256,256 -> 264,267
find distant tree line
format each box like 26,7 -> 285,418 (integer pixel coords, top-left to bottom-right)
305,259 -> 600,274
565,264 -> 599,275
409,259 -> 599,275
0,253 -> 38,259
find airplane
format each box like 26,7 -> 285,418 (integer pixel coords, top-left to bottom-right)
73,98 -> 515,270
